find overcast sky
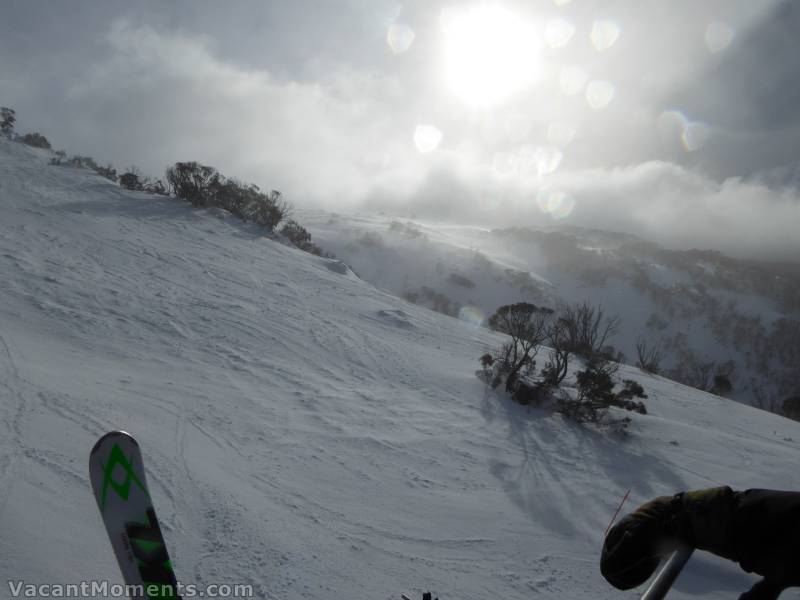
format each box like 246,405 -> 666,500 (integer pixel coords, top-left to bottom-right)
2,0 -> 799,260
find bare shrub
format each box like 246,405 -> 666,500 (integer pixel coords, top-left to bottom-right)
143,179 -> 168,195
636,336 -> 666,374
281,219 -> 323,255
558,360 -> 647,423
448,273 -> 476,288
120,171 -> 144,191
245,189 -> 289,229
711,374 -> 733,396
358,231 -> 384,247
166,162 -> 289,231
166,162 -> 220,207
49,150 -> 67,165
488,303 -> 553,391
686,359 -> 716,391
19,132 -> 51,149
560,302 -> 620,359
67,155 -> 98,170
542,316 -> 571,386
1,107 -> 15,136
783,396 -> 800,421
47,151 -> 117,181
94,164 -> 117,182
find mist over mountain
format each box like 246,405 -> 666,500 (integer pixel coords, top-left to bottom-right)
301,210 -> 800,414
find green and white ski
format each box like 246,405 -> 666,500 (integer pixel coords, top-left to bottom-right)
89,431 -> 181,600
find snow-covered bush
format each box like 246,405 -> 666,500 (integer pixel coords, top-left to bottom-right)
557,359 -> 647,423
49,152 -> 117,182
511,378 -> 552,406
448,273 -> 475,288
49,150 -> 67,165
166,162 -> 289,231
405,286 -> 459,317
119,170 -> 167,195
358,231 -> 384,248
388,220 -> 425,239
1,107 -> 15,137
636,336 -> 666,374
93,164 -> 118,182
247,190 -> 289,230
488,302 -> 552,392
209,178 -> 260,214
559,301 -> 620,359
165,162 -> 219,207
541,317 -> 571,386
143,179 -> 168,196
711,373 -> 733,396
783,396 -> 800,421
120,171 -> 144,191
19,132 -> 51,149
281,219 -> 323,256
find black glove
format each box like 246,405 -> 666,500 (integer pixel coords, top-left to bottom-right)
600,492 -> 687,590
729,489 -> 800,599
601,487 -> 800,599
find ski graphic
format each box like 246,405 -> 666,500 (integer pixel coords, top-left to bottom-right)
89,431 -> 181,600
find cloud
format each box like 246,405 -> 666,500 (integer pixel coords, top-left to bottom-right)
7,14 -> 799,263
552,163 -> 800,261
64,21 -> 429,206
370,159 -> 800,262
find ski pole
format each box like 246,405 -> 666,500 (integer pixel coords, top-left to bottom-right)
640,548 -> 694,600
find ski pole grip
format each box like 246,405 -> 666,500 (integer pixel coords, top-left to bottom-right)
640,548 -> 694,600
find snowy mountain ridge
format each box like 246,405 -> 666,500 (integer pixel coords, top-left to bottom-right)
299,210 -> 800,413
1,138 -> 799,600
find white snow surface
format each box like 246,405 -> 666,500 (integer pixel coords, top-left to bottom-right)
1,139 -> 800,599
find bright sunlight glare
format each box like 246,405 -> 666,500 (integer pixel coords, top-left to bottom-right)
441,5 -> 541,108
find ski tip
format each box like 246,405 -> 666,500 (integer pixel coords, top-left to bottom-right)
90,430 -> 138,456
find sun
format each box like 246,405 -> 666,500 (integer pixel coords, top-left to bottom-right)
441,5 -> 541,108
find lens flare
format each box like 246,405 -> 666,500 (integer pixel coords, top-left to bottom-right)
659,109 -> 689,129
492,146 -> 562,178
545,18 -> 575,48
537,190 -> 575,219
559,66 -> 588,95
459,305 -> 486,327
414,125 -> 443,153
492,152 -> 517,177
530,146 -> 563,177
681,122 -> 710,152
705,22 -> 735,53
586,80 -> 615,109
547,122 -> 577,147
387,23 -> 416,54
591,20 -> 620,51
658,110 -> 710,152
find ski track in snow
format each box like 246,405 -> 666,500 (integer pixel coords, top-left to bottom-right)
1,140 -> 800,599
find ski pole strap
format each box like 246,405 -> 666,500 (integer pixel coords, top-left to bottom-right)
640,548 -> 694,600
605,488 -> 631,537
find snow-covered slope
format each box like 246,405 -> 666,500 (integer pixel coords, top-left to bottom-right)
1,138 -> 799,600
299,210 -> 800,411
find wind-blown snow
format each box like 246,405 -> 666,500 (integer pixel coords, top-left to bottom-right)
1,139 -> 799,599
298,210 -> 799,409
